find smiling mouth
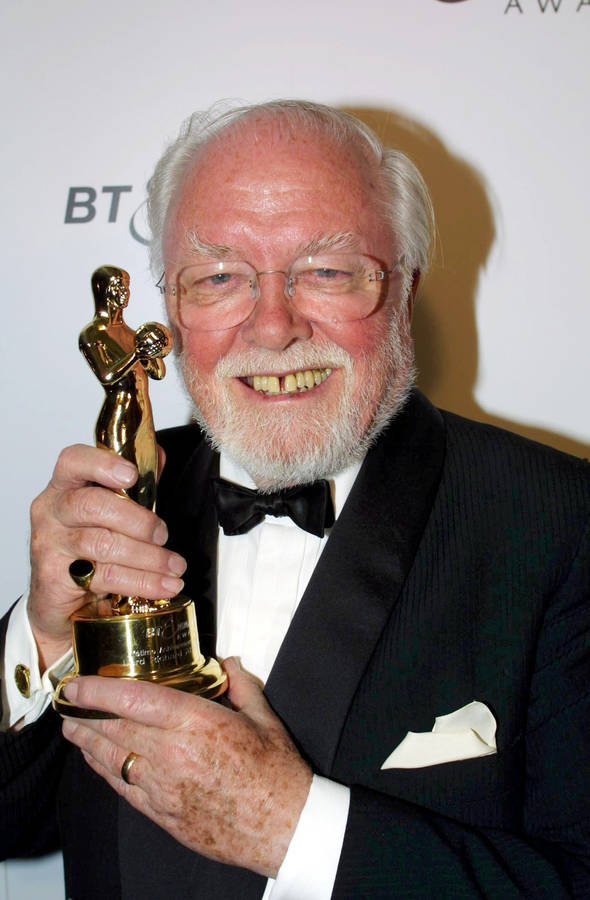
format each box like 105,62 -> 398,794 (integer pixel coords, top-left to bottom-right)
241,367 -> 333,395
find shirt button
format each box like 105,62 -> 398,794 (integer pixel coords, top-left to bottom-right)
14,664 -> 31,698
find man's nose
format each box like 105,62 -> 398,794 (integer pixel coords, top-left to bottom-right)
239,271 -> 312,350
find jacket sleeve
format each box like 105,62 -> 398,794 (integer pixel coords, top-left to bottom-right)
0,610 -> 66,859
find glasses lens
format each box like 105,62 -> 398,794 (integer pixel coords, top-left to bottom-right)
170,254 -> 391,330
290,254 -> 386,322
176,262 -> 255,331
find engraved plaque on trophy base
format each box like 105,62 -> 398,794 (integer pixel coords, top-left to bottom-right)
53,595 -> 227,718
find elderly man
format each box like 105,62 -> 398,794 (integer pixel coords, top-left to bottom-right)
2,100 -> 589,899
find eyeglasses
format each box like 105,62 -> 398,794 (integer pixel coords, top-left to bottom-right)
158,253 -> 403,332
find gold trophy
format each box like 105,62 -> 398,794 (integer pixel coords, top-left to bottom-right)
53,266 -> 226,717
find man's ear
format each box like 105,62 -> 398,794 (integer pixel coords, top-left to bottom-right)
407,270 -> 421,322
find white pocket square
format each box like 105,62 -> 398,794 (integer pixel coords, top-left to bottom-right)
381,700 -> 497,770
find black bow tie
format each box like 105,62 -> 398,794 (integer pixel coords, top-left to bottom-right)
212,477 -> 335,538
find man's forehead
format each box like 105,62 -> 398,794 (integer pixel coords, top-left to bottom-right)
163,115 -> 388,263
186,115 -> 374,189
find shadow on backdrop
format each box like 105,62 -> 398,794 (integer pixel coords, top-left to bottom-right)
344,106 -> 589,460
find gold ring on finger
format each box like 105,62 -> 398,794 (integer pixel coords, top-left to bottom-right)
121,751 -> 139,785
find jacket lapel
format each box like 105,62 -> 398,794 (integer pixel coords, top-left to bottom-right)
264,391 -> 447,774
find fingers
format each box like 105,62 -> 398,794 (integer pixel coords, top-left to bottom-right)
62,718 -> 150,797
54,484 -> 168,545
66,553 -> 185,602
59,681 -> 171,786
59,662 -> 276,748
32,443 -> 177,564
28,443 -> 185,666
32,446 -> 158,554
31,487 -> 184,599
43,446 -> 163,544
48,444 -> 138,493
64,525 -> 178,574
61,664 -> 267,734
61,676 -> 218,730
60,679 -> 218,796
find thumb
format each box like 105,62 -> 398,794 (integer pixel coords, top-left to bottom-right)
223,658 -> 273,724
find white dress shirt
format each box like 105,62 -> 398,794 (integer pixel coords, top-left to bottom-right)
3,452 -> 362,898
217,454 -> 358,899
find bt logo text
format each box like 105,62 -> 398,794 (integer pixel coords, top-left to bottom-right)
64,185 -> 148,245
64,186 -> 133,224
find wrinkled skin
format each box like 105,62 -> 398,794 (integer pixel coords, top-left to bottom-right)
61,660 -> 312,876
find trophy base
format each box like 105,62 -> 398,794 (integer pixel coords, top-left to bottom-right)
52,594 -> 227,718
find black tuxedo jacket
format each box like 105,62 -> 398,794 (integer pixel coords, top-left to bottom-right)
2,391 -> 590,898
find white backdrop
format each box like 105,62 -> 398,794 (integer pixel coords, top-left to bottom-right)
2,1 -> 588,896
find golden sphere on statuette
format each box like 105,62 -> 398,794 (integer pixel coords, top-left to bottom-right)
53,266 -> 227,718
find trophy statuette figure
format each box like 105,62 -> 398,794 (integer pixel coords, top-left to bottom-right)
53,266 -> 227,718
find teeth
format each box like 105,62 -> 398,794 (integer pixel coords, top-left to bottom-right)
249,367 -> 333,395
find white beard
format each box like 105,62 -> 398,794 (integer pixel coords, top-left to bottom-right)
178,308 -> 415,490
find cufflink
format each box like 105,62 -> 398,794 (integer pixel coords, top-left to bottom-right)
14,663 -> 31,698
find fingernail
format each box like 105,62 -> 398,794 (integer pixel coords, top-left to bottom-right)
163,576 -> 184,594
63,679 -> 79,702
153,520 -> 168,544
168,554 -> 187,576
113,461 -> 137,485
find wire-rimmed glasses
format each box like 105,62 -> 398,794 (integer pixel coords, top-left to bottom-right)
158,253 -> 403,332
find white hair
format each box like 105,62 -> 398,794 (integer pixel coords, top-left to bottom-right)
147,99 -> 435,281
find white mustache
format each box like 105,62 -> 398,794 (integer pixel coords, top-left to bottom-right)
215,343 -> 353,378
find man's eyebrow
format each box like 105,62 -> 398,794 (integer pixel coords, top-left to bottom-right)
185,229 -> 238,259
184,229 -> 362,262
296,232 -> 361,257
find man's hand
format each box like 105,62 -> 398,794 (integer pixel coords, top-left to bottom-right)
60,659 -> 313,877
28,444 -> 186,671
